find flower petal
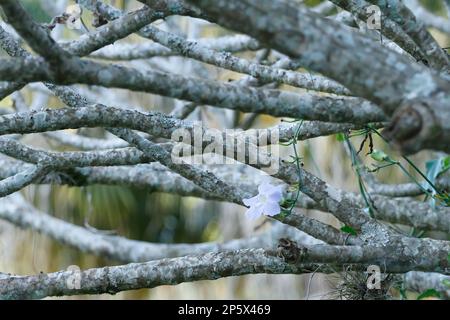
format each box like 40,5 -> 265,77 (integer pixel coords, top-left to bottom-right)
267,190 -> 283,203
67,18 -> 82,30
243,195 -> 260,207
266,186 -> 283,201
266,185 -> 283,200
262,201 -> 281,216
66,4 -> 82,17
258,182 -> 273,194
245,204 -> 264,219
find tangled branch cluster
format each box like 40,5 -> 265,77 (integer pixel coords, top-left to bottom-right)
0,0 -> 449,300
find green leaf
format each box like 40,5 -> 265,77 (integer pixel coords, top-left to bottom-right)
370,149 -> 389,162
442,156 -> 450,171
424,156 -> 450,207
417,289 -> 441,300
336,133 -> 346,142
399,287 -> 408,300
426,158 -> 443,185
442,279 -> 450,288
425,156 -> 450,186
278,209 -> 292,219
340,225 -> 357,236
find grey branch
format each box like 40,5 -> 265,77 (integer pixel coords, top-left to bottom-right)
0,0 -> 449,300
89,35 -> 261,60
405,272 -> 450,299
187,0 -> 450,154
0,241 -> 448,299
0,58 -> 386,124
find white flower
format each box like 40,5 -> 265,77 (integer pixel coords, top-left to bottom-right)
65,4 -> 82,30
243,182 -> 284,219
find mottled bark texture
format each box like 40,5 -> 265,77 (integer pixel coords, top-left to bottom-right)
0,0 -> 449,300
186,0 -> 450,154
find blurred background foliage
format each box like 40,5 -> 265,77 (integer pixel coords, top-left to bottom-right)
0,0 -> 448,299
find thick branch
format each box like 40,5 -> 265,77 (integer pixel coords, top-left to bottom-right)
0,58 -> 385,124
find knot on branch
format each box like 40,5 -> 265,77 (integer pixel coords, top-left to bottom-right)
276,238 -> 306,264
382,100 -> 440,155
